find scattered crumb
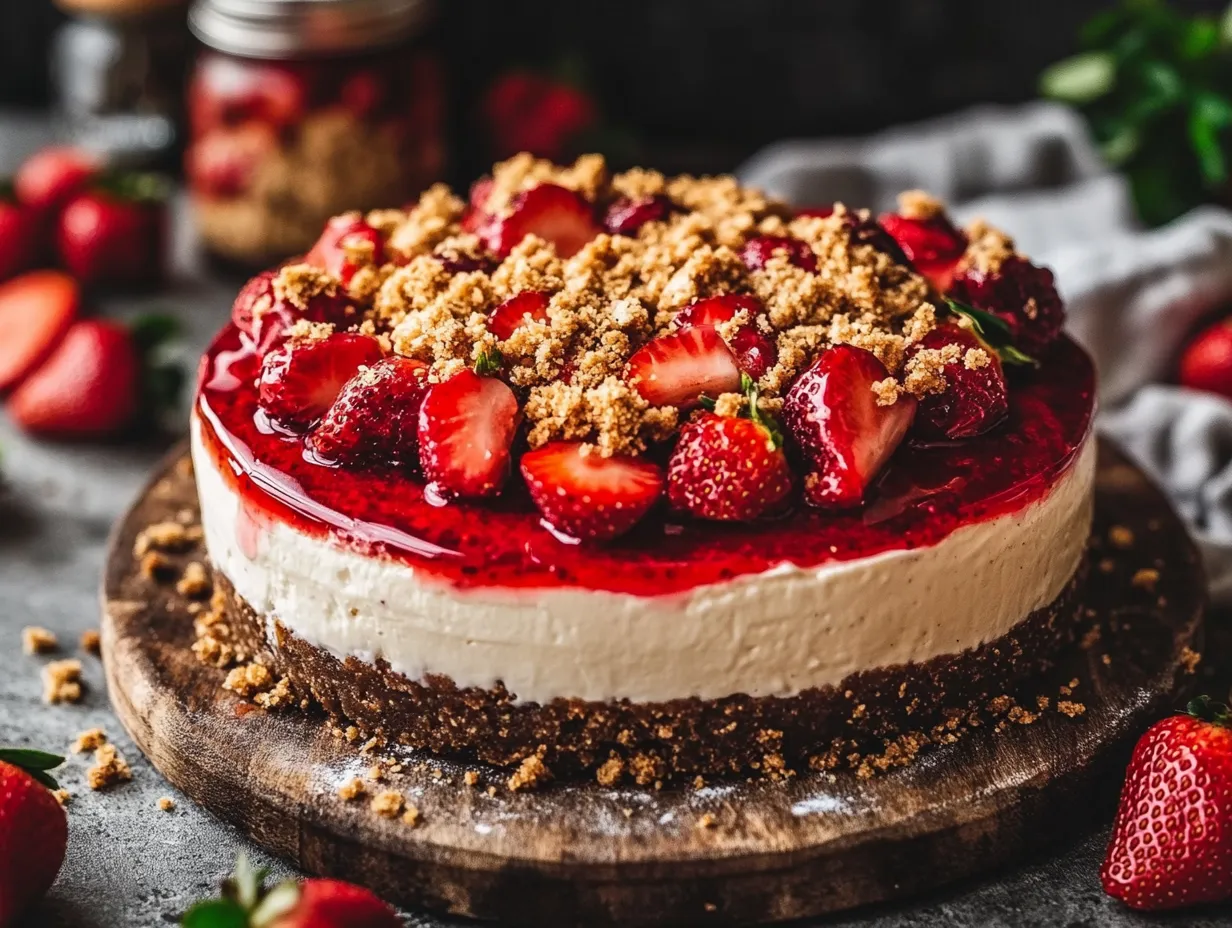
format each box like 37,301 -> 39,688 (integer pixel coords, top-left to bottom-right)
486,785 -> 497,797
697,812 -> 717,830
79,629 -> 101,655
1101,654 -> 1112,666
508,754 -> 552,792
1131,568 -> 1159,591
52,789 -> 70,806
1179,646 -> 1202,675
139,551 -> 175,581
371,789 -> 405,818
222,663 -> 271,697
176,562 -> 212,599
344,726 -> 360,743
72,728 -> 107,753
133,521 -> 193,557
1057,701 -> 1086,718
157,797 -> 176,812
1097,558 -> 1116,574
22,626 -> 57,655
42,659 -> 83,704
1108,525 -> 1135,549
87,744 -> 132,790
463,770 -> 480,787
338,777 -> 366,801
401,805 -> 422,827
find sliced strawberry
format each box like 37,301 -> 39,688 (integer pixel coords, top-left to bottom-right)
231,270 -> 358,359
0,271 -> 80,390
668,412 -> 792,521
258,333 -> 384,432
674,294 -> 778,378
488,291 -> 550,340
308,356 -> 430,468
739,235 -> 817,273
521,441 -> 664,542
15,147 -> 98,217
879,213 -> 967,291
8,319 -> 139,437
479,183 -> 600,259
468,176 -> 495,212
306,215 -> 385,287
626,325 -> 742,408
231,271 -> 277,337
603,195 -> 672,236
417,368 -> 520,500
911,325 -> 1007,440
783,344 -> 917,508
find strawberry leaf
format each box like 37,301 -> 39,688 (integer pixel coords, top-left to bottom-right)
946,299 -> 1039,368
1187,695 -> 1232,726
96,171 -> 171,204
741,372 -> 785,449
131,313 -> 186,430
0,747 -> 65,789
474,348 -> 504,377
249,881 -> 300,927
181,899 -> 248,928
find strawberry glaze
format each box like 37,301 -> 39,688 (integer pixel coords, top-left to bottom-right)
196,324 -> 1095,596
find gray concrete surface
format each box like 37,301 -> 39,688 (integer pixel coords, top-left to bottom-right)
0,111 -> 1226,927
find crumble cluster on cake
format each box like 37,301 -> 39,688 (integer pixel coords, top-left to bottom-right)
231,152 -> 1065,540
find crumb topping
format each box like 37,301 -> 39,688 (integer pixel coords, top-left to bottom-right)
897,190 -> 945,220
959,219 -> 1018,277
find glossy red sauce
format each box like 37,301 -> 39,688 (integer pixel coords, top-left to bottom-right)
196,324 -> 1095,595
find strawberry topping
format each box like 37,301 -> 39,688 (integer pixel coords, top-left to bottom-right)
911,325 -> 1008,440
625,325 -> 742,408
603,195 -> 672,236
949,256 -> 1065,356
784,344 -> 916,508
521,441 -> 664,542
306,215 -> 385,287
739,235 -> 818,273
308,356 -> 430,468
478,183 -> 600,258
258,333 -> 384,433
879,213 -> 967,291
417,366 -> 520,500
231,270 -> 358,359
488,291 -> 551,340
674,294 -> 778,378
667,410 -> 792,521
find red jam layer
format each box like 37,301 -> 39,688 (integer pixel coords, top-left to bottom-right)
196,325 -> 1095,596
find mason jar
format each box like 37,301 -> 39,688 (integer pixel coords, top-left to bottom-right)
186,0 -> 444,268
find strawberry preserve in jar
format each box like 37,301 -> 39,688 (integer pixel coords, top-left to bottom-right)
186,0 -> 444,267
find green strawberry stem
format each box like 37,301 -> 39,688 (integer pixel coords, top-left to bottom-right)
945,298 -> 1039,368
182,852 -> 305,928
474,347 -> 504,377
131,313 -> 186,431
0,746 -> 65,790
1187,695 -> 1232,725
699,374 -> 784,448
96,171 -> 171,204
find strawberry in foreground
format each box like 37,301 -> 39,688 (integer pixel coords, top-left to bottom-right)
0,183 -> 41,282
57,173 -> 169,291
1101,697 -> 1232,911
308,356 -> 430,467
1179,316 -> 1232,400
878,212 -> 967,292
910,324 -> 1008,440
417,355 -> 520,500
258,333 -> 385,433
478,183 -> 600,259
668,375 -> 792,521
603,195 -> 672,236
0,747 -> 68,927
673,293 -> 778,379
0,270 -> 80,390
522,441 -> 664,542
784,344 -> 917,508
626,325 -> 742,408
182,854 -> 400,928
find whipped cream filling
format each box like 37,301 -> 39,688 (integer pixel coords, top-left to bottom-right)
191,415 -> 1095,704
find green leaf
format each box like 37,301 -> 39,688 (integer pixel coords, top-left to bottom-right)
1040,52 -> 1116,103
249,881 -> 300,927
1140,60 -> 1185,103
945,300 -> 1039,368
181,899 -> 248,928
97,171 -> 171,204
0,748 -> 65,771
1180,17 -> 1221,60
130,313 -> 181,353
131,313 -> 186,430
1221,2 -> 1232,46
740,372 -> 784,449
1100,122 -> 1141,166
1188,102 -> 1228,186
1081,9 -> 1128,46
226,851 -> 267,911
473,347 -> 504,377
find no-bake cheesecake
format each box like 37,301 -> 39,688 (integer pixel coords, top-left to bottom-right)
191,154 -> 1096,784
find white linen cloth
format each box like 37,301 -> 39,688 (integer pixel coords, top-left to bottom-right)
738,102 -> 1232,602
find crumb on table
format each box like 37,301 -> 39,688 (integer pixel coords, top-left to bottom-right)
87,744 -> 132,790
176,562 -> 212,599
79,629 -> 101,655
72,728 -> 107,753
157,796 -> 176,812
338,778 -> 366,801
507,754 -> 551,792
371,789 -> 404,818
52,789 -> 70,806
42,659 -> 83,704
22,626 -> 57,655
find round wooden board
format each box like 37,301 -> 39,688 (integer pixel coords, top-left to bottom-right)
101,439 -> 1205,926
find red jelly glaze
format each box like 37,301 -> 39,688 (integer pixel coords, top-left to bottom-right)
197,324 -> 1095,596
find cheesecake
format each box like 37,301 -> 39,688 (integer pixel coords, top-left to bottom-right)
190,154 -> 1096,784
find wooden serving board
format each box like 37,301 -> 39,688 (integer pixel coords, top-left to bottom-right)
101,439 -> 1205,926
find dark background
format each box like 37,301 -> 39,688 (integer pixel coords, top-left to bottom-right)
3,0 -> 1227,174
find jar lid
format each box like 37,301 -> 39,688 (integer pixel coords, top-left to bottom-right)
189,0 -> 432,58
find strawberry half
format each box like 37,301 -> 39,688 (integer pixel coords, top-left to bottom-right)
258,333 -> 384,433
417,365 -> 520,499
603,195 -> 672,236
667,408 -> 792,522
231,271 -> 358,359
1102,698 -> 1232,911
739,235 -> 817,273
306,215 -> 385,287
478,183 -> 600,259
879,212 -> 967,292
308,356 -> 430,468
910,325 -> 1008,440
783,344 -> 916,508
674,294 -> 778,378
488,291 -> 550,340
0,271 -> 81,390
625,325 -> 742,408
521,441 -> 664,542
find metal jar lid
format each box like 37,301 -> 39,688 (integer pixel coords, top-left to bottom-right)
189,0 -> 432,59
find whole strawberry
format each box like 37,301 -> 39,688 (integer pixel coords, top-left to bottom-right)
57,173 -> 169,292
0,747 -> 68,926
1101,697 -> 1232,911
0,183 -> 42,282
949,256 -> 1064,356
910,324 -> 1008,440
1179,317 -> 1232,400
182,854 -> 400,928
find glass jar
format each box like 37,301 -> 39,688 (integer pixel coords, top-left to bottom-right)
51,0 -> 190,169
185,0 -> 444,268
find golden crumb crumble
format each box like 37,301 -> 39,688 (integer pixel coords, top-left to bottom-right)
72,728 -> 107,753
157,797 -> 176,812
338,777 -> 366,801
87,744 -> 132,790
22,626 -> 57,655
371,789 -> 404,818
959,219 -> 1017,277
1179,647 -> 1202,674
42,659 -> 83,704
1131,567 -> 1160,591
1057,701 -> 1086,718
52,789 -> 70,806
80,629 -> 101,655
133,521 -> 193,557
897,190 -> 945,220
176,562 -> 212,599
1108,525 -> 1135,549
508,753 -> 552,792
463,770 -> 480,787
